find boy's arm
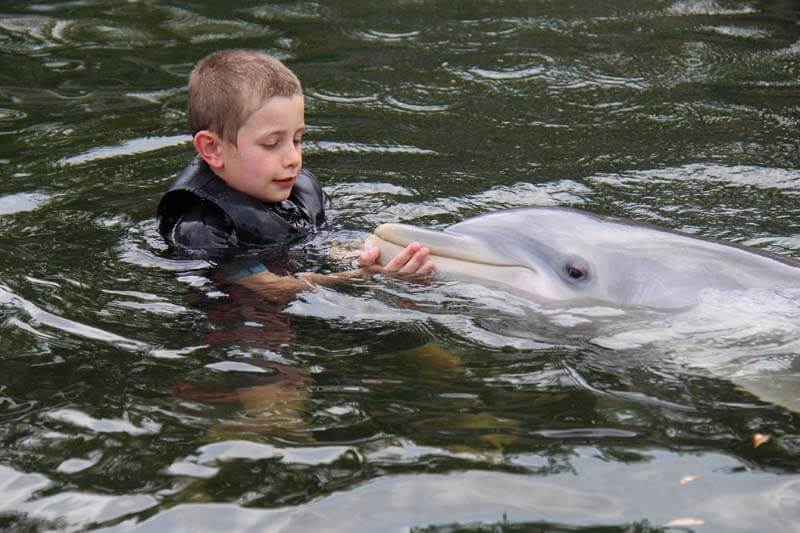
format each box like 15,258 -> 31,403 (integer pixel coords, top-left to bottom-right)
233,243 -> 434,304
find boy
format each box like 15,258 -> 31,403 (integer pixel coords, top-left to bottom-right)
157,49 -> 433,296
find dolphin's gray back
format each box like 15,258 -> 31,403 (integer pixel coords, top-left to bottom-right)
449,207 -> 783,254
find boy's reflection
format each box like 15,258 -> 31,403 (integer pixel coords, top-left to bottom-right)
172,251 -> 313,439
171,242 -> 434,439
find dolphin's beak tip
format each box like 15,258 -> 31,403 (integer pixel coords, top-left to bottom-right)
373,223 -> 392,238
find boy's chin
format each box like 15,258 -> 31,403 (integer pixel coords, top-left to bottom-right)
259,189 -> 293,203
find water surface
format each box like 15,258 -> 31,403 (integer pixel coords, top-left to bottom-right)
1,0 -> 799,531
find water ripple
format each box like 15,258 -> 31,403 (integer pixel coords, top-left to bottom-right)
305,140 -> 436,155
0,107 -> 28,122
119,244 -> 210,272
308,90 -> 379,105
0,464 -> 157,530
245,3 -> 332,22
590,164 -> 800,191
0,15 -> 61,52
102,468 -> 623,531
46,408 -> 161,435
357,179 -> 589,226
158,5 -> 273,44
56,452 -> 102,474
469,65 -> 547,81
326,182 -> 415,198
56,19 -> 155,49
194,440 -> 351,466
700,25 -> 771,39
383,95 -> 449,113
0,192 -> 50,215
355,29 -> 420,42
106,299 -> 190,316
0,284 -> 148,352
59,134 -> 191,166
666,0 -> 757,16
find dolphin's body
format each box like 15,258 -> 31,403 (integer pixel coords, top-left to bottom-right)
366,207 -> 800,310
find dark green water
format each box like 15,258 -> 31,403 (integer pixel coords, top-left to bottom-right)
1,1 -> 800,531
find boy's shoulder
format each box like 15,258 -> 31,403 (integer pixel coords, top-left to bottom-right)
166,198 -> 234,253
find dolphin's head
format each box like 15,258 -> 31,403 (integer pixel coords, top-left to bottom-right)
366,209 -> 616,303
367,207 -> 800,309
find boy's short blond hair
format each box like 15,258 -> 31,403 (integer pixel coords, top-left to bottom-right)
187,49 -> 302,145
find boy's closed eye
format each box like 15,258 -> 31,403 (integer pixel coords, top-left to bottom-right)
260,137 -> 280,149
259,132 -> 303,150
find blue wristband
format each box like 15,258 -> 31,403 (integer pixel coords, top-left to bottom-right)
227,262 -> 268,281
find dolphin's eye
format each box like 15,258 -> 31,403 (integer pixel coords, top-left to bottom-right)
565,264 -> 586,280
562,257 -> 590,283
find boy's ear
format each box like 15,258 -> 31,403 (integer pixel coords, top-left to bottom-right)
193,130 -> 225,170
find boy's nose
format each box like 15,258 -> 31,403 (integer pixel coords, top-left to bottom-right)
284,143 -> 301,167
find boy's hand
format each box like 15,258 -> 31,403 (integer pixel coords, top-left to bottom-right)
359,242 -> 435,278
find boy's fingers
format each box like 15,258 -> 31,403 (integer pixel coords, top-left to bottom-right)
358,247 -> 380,267
400,260 -> 436,283
418,260 -> 435,274
385,242 -> 421,271
399,247 -> 430,274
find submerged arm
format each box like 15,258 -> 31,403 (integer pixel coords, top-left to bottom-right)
234,242 -> 434,304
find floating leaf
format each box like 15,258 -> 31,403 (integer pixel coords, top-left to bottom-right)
479,433 -> 518,451
665,517 -> 704,527
753,433 -> 771,448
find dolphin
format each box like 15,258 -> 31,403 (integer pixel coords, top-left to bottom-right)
365,207 -> 800,310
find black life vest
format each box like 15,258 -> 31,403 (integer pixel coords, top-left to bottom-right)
157,156 -> 326,250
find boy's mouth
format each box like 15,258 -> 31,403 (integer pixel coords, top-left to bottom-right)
273,176 -> 296,188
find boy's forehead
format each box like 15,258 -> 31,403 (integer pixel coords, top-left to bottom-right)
243,94 -> 305,132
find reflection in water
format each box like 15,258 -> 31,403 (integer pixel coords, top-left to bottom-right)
1,0 -> 800,530
0,465 -> 157,531
0,192 -> 50,215
110,451 -> 800,532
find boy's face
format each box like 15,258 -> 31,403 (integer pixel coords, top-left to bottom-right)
216,95 -> 305,203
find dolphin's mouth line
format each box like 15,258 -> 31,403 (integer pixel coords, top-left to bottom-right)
372,226 -> 524,269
